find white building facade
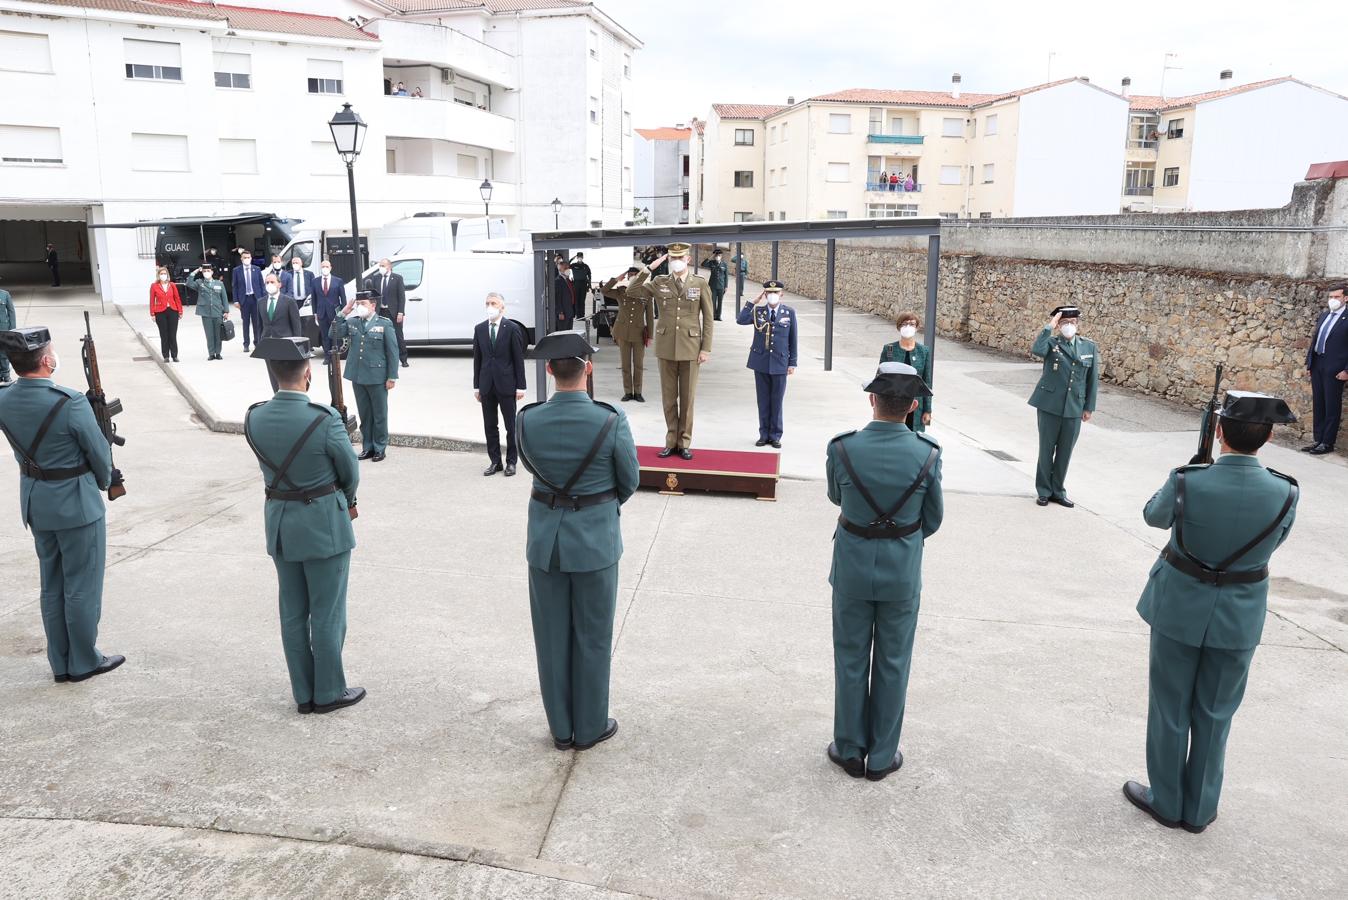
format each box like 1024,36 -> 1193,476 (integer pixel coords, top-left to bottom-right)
633,126 -> 690,225
0,0 -> 639,301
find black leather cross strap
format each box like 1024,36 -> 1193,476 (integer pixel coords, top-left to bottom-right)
531,487 -> 618,510
245,409 -> 333,501
1,394 -> 91,481
834,438 -> 939,540
518,406 -> 618,511
1163,468 -> 1299,585
265,483 -> 337,503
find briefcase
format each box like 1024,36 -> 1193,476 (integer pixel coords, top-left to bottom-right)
220,319 -> 236,342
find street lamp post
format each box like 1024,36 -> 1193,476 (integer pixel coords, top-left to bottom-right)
328,103 -> 369,274
551,197 -> 562,230
480,179 -> 494,239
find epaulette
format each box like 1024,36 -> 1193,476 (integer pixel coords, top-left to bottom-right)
306,401 -> 339,418
916,432 -> 942,451
517,400 -> 545,417
246,400 -> 268,413
1265,467 -> 1299,487
592,399 -> 619,415
828,429 -> 858,445
1175,462 -> 1211,473
47,382 -> 81,399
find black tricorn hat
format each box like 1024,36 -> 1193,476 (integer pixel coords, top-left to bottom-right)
525,331 -> 596,361
250,337 -> 314,360
1218,390 -> 1296,425
1051,305 -> 1080,319
864,361 -> 932,399
0,326 -> 51,353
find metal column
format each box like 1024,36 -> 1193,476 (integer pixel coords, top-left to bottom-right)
924,234 -> 940,380
824,239 -> 836,372
770,241 -> 779,281
734,240 -> 744,311
533,249 -> 548,401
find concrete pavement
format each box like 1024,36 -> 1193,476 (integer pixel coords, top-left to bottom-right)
1,285 -> 1345,898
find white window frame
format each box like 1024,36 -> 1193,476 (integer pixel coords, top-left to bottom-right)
939,165 -> 961,185
825,210 -> 848,219
941,117 -> 964,138
306,59 -> 343,96
825,162 -> 849,183
733,170 -> 754,189
769,125 -> 777,144
213,52 -> 252,90
131,132 -> 190,172
734,128 -> 754,146
779,166 -> 787,185
1163,166 -> 1180,187
124,39 -> 182,82
781,122 -> 789,140
985,113 -> 999,136
982,163 -> 995,184
0,30 -> 53,74
0,124 -> 63,165
733,211 -> 753,222
1166,118 -> 1185,139
828,113 -> 852,135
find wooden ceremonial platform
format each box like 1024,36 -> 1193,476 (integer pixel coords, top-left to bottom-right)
636,445 -> 781,501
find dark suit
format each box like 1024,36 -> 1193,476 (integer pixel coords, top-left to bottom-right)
312,273 -> 346,353
232,264 -> 266,348
1306,307 -> 1348,449
365,271 -> 408,365
554,274 -> 577,332
46,249 -> 60,286
571,261 -> 592,319
261,293 -> 303,391
473,318 -> 527,466
281,269 -> 317,314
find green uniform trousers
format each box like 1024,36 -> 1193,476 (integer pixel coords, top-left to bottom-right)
832,591 -> 919,769
201,316 -> 222,357
273,552 -> 350,706
527,549 -> 619,745
34,518 -> 106,678
352,382 -> 389,453
1035,410 -> 1082,500
1145,630 -> 1255,827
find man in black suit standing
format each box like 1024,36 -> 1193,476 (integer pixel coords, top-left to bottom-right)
365,257 -> 409,368
473,292 -> 527,476
570,252 -> 593,319
312,258 -> 345,354
1304,280 -> 1348,455
45,243 -> 60,287
260,273 -> 303,391
554,257 -> 577,332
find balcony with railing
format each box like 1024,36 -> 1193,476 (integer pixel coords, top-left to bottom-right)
866,180 -> 922,194
868,134 -> 925,146
372,19 -> 516,89
1123,185 -> 1154,196
381,94 -> 516,152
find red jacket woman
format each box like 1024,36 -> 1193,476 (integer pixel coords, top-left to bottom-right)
150,266 -> 183,361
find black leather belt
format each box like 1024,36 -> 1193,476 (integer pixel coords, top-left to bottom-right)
531,488 -> 618,511
838,514 -> 922,540
1160,546 -> 1267,586
20,461 -> 91,481
265,483 -> 337,504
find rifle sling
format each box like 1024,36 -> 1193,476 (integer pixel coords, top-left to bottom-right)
0,395 -> 90,480
1168,470 -> 1297,583
517,405 -> 618,510
834,437 -> 938,532
245,409 -> 331,493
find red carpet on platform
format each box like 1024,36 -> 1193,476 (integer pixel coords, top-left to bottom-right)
635,445 -> 780,500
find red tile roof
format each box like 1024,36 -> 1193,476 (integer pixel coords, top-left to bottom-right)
712,103 -> 789,120
635,127 -> 692,141
808,78 -> 1097,109
374,0 -> 588,11
1127,76 -> 1299,111
29,0 -> 378,41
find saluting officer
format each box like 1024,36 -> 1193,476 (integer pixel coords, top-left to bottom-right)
1028,305 -> 1099,508
245,337 -> 364,714
188,262 -> 232,361
516,332 -> 640,751
0,327 -> 125,683
825,362 -> 943,781
624,242 -> 713,459
737,280 -> 798,448
602,265 -> 653,402
1124,391 -> 1299,833
0,279 -> 16,382
331,292 -> 400,462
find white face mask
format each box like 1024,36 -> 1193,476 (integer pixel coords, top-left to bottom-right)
158,274 -> 169,283
380,267 -> 391,277
292,264 -> 303,272
241,258 -> 251,267
1060,323 -> 1078,339
563,270 -> 573,280
356,305 -> 373,319
1330,297 -> 1344,312
266,284 -> 280,296
670,259 -> 688,274
47,352 -> 60,375
320,268 -> 331,277
899,325 -> 917,339
767,295 -> 781,307
486,306 -> 503,321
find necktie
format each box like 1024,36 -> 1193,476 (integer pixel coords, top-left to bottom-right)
323,277 -> 329,294
246,268 -> 253,296
1316,312 -> 1339,355
268,296 -> 275,320
490,322 -> 497,344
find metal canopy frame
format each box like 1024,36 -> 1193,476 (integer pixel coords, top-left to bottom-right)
528,217 -> 943,401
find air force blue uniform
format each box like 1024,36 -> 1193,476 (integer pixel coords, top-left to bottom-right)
737,299 -> 798,444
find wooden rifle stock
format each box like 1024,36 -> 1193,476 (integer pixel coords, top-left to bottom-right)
80,311 -> 127,499
327,340 -> 357,438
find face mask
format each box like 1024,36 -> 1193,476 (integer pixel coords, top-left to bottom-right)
292,264 -> 302,272
241,258 -> 251,266
356,305 -> 373,319
48,352 -> 60,375
1330,298 -> 1344,312
486,306 -> 502,321
380,267 -> 391,277
266,284 -> 279,296
563,270 -> 573,280
899,325 -> 917,339
303,371 -> 312,392
1060,323 -> 1078,339
670,260 -> 688,274
767,295 -> 781,307
159,274 -> 169,283
320,268 -> 331,276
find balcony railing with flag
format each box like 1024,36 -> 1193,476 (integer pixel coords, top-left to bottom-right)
866,134 -> 925,145
866,180 -> 922,193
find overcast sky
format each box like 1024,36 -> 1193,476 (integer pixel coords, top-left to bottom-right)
600,0 -> 1348,128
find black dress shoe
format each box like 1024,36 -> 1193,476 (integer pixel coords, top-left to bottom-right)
1050,495 -> 1075,508
826,742 -> 865,779
865,752 -> 903,781
657,447 -> 675,458
483,462 -> 503,476
1036,497 -> 1050,507
401,361 -> 410,368
1182,813 -> 1215,834
358,449 -> 374,460
770,440 -> 782,449
678,449 -> 694,460
621,394 -> 633,402
298,701 -> 315,714
755,439 -> 768,447
553,736 -> 574,751
371,451 -> 386,462
1309,444 -> 1335,455
633,394 -> 646,402
573,718 -> 618,750
504,464 -> 516,477
67,654 -> 126,683
313,686 -> 366,714
54,674 -> 70,684
1122,780 -> 1181,829
1300,443 -> 1321,452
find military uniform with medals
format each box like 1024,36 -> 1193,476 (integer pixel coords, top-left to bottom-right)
188,266 -> 231,360
602,266 -> 653,401
1028,305 -> 1099,506
330,307 -> 400,460
736,280 -> 798,447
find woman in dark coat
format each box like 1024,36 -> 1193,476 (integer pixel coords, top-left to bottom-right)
879,311 -> 933,431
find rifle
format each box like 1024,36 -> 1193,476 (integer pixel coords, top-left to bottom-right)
81,311 -> 127,500
1189,364 -> 1224,466
327,341 -> 357,438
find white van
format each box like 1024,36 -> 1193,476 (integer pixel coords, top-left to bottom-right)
348,251 -> 536,345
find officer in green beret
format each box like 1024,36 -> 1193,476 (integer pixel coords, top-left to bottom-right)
825,362 -> 943,781
245,337 -> 364,714
1028,305 -> 1099,507
516,332 -> 640,750
331,291 -> 399,462
0,326 -> 125,683
0,279 -> 16,382
1124,391 -> 1300,833
187,262 -> 233,361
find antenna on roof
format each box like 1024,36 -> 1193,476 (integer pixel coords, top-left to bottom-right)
1159,51 -> 1181,99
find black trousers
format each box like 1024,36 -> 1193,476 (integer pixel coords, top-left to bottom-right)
381,306 -> 409,364
1311,355 -> 1346,447
712,288 -> 725,320
481,388 -> 518,466
154,309 -> 180,360
48,263 -> 60,287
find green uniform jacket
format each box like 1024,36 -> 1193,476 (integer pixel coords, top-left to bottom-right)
187,274 -> 230,318
706,258 -> 729,291
827,421 -> 943,603
1136,455 -> 1298,650
879,340 -> 933,429
0,378 -> 111,530
331,313 -> 400,385
0,289 -> 15,331
245,391 -> 359,563
518,392 -> 640,573
603,270 -> 653,343
626,273 -> 714,361
1028,328 -> 1099,418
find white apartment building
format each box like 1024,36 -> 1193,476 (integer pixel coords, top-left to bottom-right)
1120,74 -> 1348,213
697,78 -> 1128,224
0,0 -> 639,301
633,125 -> 690,224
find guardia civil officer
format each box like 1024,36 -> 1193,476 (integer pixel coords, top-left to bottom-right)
245,337 -> 363,714
1028,305 -> 1099,507
331,292 -> 399,461
825,362 -> 943,780
1124,391 -> 1299,833
736,281 -> 797,448
188,262 -> 232,361
0,327 -> 125,683
516,332 -> 640,751
0,279 -> 16,382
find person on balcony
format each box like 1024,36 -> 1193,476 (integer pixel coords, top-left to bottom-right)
878,171 -> 888,191
393,81 -> 408,96
904,174 -> 915,192
889,173 -> 899,192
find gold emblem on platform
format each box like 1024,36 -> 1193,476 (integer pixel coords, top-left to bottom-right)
665,472 -> 680,491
